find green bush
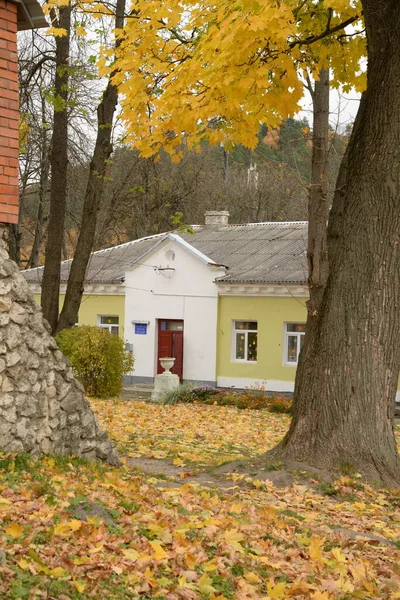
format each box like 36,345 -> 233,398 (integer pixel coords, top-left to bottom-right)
56,326 -> 134,398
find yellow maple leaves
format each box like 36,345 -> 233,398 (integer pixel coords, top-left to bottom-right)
100,0 -> 365,156
5,522 -> 23,538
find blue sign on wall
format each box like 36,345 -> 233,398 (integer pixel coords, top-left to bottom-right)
135,323 -> 147,335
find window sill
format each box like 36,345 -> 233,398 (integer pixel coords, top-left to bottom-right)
283,362 -> 298,367
231,360 -> 258,364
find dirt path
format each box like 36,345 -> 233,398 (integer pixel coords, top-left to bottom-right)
125,455 -> 301,489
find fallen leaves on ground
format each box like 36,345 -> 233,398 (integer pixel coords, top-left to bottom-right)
0,401 -> 399,599
90,398 -> 290,467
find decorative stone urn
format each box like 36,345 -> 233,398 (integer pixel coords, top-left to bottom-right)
151,357 -> 179,402
160,357 -> 175,374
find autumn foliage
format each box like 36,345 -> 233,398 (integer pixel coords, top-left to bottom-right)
0,400 -> 399,598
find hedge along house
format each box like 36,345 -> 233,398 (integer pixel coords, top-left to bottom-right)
23,212 -> 400,402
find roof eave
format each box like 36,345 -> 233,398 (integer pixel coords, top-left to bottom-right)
13,0 -> 48,31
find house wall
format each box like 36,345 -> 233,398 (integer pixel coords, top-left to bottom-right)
0,0 -> 19,224
217,295 -> 400,401
217,295 -> 308,392
124,238 -> 224,384
33,293 -> 126,336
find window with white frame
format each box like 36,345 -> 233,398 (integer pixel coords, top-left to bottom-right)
285,323 -> 305,365
98,315 -> 119,335
233,321 -> 258,362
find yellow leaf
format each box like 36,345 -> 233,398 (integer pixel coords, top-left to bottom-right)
6,523 -> 23,538
311,592 -> 331,600
149,540 -> 168,560
224,529 -> 244,551
309,536 -> 325,567
122,548 -> 139,561
53,524 -> 69,536
17,558 -> 30,570
89,543 -> 104,554
331,547 -> 347,563
266,580 -> 287,598
185,552 -> 197,569
244,571 -> 261,584
68,520 -> 82,532
199,573 -> 215,594
51,567 -> 67,578
45,27 -> 68,37
74,580 -> 86,593
73,556 -> 91,565
173,458 -> 185,466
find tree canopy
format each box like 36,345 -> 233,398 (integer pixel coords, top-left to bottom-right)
94,0 -> 366,156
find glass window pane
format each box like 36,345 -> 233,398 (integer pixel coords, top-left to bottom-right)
287,334 -> 298,362
236,333 -> 245,360
235,321 -> 257,331
247,332 -> 258,361
110,326 -> 119,335
100,316 -> 119,325
287,323 -> 305,333
166,321 -> 183,331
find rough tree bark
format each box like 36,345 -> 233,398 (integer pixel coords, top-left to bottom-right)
271,0 -> 400,485
55,0 -> 125,333
41,6 -> 71,333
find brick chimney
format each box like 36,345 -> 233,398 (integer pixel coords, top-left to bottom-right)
204,210 -> 229,228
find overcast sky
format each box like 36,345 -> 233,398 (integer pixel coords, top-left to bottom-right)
298,86 -> 361,133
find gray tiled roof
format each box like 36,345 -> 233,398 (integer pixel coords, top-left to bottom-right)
22,221 -> 308,286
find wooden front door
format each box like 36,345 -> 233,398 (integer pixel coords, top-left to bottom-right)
157,320 -> 184,380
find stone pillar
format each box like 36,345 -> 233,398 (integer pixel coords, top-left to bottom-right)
0,226 -> 120,464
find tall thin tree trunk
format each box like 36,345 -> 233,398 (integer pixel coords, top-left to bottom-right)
292,69 -> 331,397
306,68 -> 330,319
41,6 -> 71,332
271,0 -> 400,485
56,0 -> 125,333
28,99 -> 50,269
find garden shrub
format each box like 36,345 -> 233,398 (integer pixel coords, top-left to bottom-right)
266,396 -> 293,414
56,326 -> 134,398
163,383 -> 293,413
163,382 -> 195,405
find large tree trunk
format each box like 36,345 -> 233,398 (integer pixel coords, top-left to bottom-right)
41,6 -> 71,333
56,0 -> 125,334
272,0 -> 400,485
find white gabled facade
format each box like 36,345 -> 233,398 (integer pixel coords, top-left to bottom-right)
124,234 -> 226,384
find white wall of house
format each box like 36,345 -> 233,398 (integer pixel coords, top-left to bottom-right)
124,236 -> 225,384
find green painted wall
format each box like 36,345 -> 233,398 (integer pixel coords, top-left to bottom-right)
217,295 -> 307,383
33,294 -> 126,337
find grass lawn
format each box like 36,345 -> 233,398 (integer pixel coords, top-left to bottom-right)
0,398 -> 399,599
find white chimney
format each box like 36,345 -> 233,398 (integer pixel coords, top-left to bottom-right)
204,210 -> 229,228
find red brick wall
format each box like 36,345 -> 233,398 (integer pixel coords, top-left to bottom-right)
0,0 -> 19,224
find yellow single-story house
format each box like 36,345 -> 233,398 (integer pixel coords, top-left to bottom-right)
23,212 -> 400,403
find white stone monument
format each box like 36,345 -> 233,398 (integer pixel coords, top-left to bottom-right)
151,357 -> 180,402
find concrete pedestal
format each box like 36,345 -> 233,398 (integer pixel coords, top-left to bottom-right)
151,372 -> 180,403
